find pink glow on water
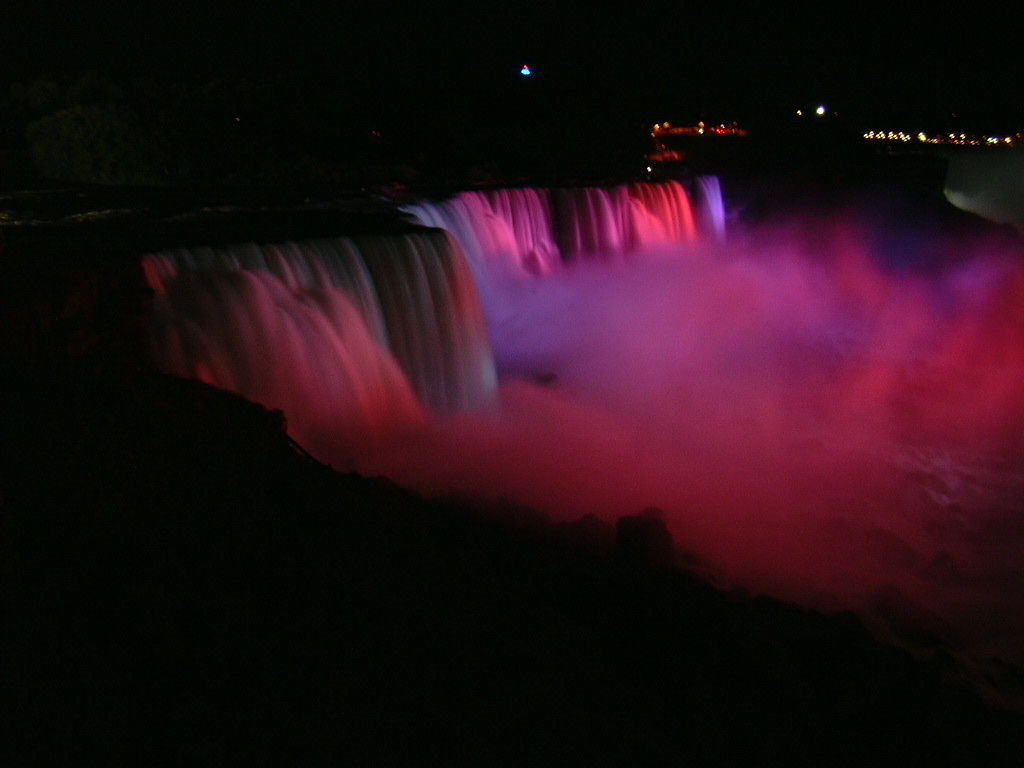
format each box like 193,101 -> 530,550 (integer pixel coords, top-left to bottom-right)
385,206 -> 1024,704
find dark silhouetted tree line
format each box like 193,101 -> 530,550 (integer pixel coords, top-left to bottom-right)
1,70 -> 655,190
1,72 -> 419,188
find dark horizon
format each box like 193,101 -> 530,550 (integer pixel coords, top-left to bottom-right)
4,3 -> 1020,125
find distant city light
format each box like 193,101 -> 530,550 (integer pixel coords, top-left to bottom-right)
650,121 -> 749,140
520,64 -> 532,76
862,128 -> 1021,147
815,105 -> 826,116
796,109 -> 803,116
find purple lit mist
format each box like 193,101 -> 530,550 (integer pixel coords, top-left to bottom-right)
147,181 -> 1024,707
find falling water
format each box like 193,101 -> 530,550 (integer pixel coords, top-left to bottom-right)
402,187 -> 560,278
144,230 -> 496,459
402,179 -> 720,278
695,175 -> 727,241
146,181 -> 717,431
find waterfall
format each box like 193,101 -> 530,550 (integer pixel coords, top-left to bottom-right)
145,181 -> 723,461
403,179 -> 722,276
695,175 -> 727,241
144,230 -> 496,461
402,187 -> 560,277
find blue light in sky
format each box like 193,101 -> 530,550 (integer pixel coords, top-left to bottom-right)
520,64 -> 532,76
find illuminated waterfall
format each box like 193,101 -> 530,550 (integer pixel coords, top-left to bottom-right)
137,177 -> 1024,708
144,181 -> 721,462
402,179 -> 722,276
144,231 -> 496,461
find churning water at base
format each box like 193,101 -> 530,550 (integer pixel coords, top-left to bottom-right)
144,181 -> 1024,708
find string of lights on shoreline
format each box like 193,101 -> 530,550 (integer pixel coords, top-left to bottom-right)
642,111 -> 1023,167
652,120 -> 1021,149
863,130 -> 1021,147
651,122 -> 750,139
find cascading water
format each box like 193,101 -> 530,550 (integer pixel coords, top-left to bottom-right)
144,230 -> 496,462
402,187 -> 560,278
401,179 -> 721,278
146,181 -> 715,448
695,175 -> 727,241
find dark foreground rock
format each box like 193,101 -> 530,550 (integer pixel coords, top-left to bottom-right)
2,360 -> 1023,767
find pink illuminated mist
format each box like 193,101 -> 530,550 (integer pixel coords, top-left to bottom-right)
146,180 -> 1024,708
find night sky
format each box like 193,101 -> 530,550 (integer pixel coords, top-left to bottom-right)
3,2 -> 1019,124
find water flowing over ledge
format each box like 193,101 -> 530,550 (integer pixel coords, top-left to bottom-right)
142,180 -> 724,443
402,178 -> 725,276
144,230 -> 496,460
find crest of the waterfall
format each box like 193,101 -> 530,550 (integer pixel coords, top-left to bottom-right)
144,232 -> 497,461
403,180 -> 725,276
403,189 -> 559,277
